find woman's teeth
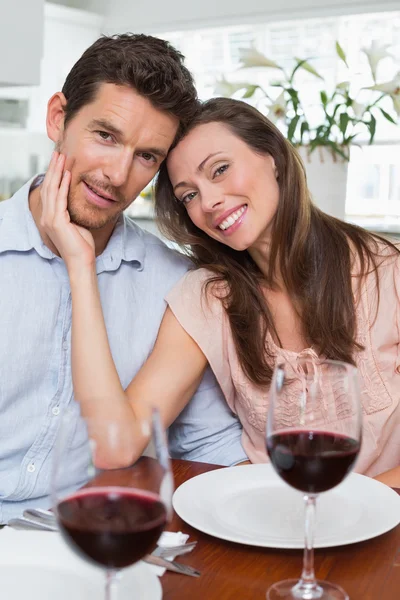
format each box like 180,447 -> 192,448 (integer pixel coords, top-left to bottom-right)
218,205 -> 246,231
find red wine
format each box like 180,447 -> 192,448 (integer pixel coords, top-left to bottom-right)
58,487 -> 167,569
267,431 -> 360,494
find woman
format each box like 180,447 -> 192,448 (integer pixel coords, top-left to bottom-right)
42,98 -> 400,483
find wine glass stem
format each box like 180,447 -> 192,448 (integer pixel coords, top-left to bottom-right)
105,570 -> 118,600
299,494 -> 317,587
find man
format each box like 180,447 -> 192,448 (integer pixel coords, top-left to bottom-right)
0,33 -> 247,521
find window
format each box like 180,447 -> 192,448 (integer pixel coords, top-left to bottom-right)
158,10 -> 400,228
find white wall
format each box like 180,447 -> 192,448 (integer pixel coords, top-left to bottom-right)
104,0 -> 400,33
0,0 -> 44,85
47,0 -> 108,12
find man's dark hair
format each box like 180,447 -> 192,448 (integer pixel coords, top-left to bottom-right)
61,33 -> 199,135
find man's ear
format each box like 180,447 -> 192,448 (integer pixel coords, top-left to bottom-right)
46,92 -> 67,144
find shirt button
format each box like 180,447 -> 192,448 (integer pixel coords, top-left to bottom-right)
52,406 -> 60,416
62,341 -> 68,351
27,463 -> 36,473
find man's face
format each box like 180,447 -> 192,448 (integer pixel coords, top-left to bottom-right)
53,83 -> 179,231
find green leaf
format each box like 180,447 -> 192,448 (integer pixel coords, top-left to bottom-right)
379,108 -> 397,124
343,133 -> 358,144
327,140 -> 350,161
300,120 -> 309,143
242,85 -> 258,99
339,113 -> 350,136
335,42 -> 349,68
368,114 -> 376,144
287,88 -> 300,111
287,115 -> 300,142
300,121 -> 309,134
320,91 -> 328,106
332,103 -> 343,119
294,58 -> 324,80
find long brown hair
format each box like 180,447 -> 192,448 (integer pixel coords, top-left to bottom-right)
155,97 -> 398,386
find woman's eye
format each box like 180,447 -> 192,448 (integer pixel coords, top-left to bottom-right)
181,192 -> 197,205
213,164 -> 229,178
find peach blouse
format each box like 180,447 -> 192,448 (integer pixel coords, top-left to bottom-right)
166,249 -> 400,477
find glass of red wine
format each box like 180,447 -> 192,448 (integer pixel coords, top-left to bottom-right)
52,408 -> 172,600
266,357 -> 362,600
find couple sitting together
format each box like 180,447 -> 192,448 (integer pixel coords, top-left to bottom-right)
1,33 -> 399,520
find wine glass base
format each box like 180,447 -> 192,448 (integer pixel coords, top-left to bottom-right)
267,579 -> 349,600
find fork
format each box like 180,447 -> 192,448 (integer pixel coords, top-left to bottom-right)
143,553 -> 200,577
11,512 -> 200,577
23,509 -> 197,556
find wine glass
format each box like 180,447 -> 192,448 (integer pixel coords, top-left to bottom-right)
266,357 -> 362,600
52,407 -> 173,600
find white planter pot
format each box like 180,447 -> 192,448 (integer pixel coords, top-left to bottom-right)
297,146 -> 349,220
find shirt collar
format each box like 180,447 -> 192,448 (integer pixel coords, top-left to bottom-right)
0,176 -> 146,271
96,213 -> 146,273
0,176 -> 54,259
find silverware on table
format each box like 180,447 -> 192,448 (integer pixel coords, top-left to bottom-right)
9,510 -> 200,577
143,553 -> 201,577
7,517 -> 58,532
23,508 -> 57,526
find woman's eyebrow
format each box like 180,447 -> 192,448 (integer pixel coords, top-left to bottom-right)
173,152 -> 225,192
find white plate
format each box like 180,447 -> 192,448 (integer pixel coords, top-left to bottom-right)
173,464 -> 400,549
0,528 -> 162,600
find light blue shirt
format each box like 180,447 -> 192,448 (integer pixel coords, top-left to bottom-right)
0,178 -> 247,522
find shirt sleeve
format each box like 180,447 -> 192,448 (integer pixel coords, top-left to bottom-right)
167,368 -> 248,466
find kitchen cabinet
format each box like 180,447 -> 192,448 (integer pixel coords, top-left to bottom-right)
0,0 -> 44,86
0,3 -> 104,133
0,2 -> 103,190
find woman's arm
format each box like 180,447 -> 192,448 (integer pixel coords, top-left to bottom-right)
70,259 -> 207,426
373,465 -> 400,487
70,263 -> 207,467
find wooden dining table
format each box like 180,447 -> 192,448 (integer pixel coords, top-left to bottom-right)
162,459 -> 400,600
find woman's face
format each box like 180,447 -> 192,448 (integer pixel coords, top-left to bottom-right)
167,122 -> 279,252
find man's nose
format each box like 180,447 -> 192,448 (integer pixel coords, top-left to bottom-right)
104,150 -> 132,188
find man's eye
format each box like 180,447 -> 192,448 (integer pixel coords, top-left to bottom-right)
139,152 -> 156,162
96,131 -> 113,142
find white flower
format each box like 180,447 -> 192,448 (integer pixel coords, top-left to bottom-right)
351,100 -> 367,119
268,92 -> 287,123
368,71 -> 400,95
214,76 -> 248,97
238,47 -> 281,70
392,94 -> 400,117
368,71 -> 400,117
362,41 -> 392,81
336,81 -> 350,91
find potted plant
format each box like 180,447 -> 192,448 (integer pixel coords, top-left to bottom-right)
215,42 -> 400,219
